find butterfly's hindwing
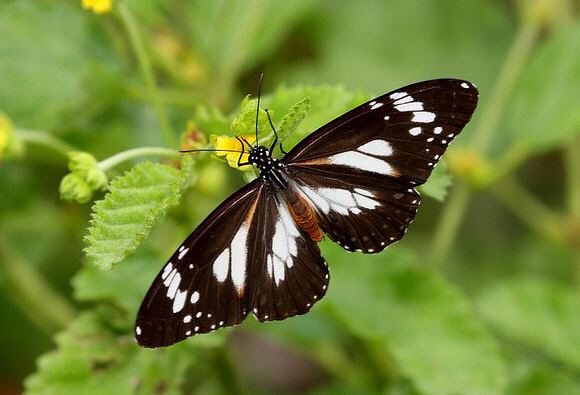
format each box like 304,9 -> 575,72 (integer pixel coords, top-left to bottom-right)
250,184 -> 329,322
135,180 -> 263,348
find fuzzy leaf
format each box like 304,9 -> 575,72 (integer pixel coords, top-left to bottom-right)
84,156 -> 192,270
277,97 -> 311,143
419,161 -> 453,202
324,243 -> 506,395
477,277 -> 580,370
23,310 -> 192,395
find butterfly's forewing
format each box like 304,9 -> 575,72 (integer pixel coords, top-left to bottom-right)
249,185 -> 329,322
283,79 -> 478,253
136,180 -> 264,348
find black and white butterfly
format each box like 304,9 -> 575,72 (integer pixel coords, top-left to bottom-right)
135,78 -> 479,347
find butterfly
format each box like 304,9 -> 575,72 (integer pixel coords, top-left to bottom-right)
135,78 -> 479,347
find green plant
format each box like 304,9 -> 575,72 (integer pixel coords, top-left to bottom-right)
1,1 -> 579,394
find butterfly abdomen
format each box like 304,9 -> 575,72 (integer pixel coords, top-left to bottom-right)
285,189 -> 324,242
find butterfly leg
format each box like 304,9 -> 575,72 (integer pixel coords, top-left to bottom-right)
235,136 -> 252,167
265,109 -> 287,155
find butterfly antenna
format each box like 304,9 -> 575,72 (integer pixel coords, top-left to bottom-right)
255,72 -> 264,147
179,148 -> 244,154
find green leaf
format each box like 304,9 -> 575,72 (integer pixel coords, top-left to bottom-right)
418,161 -> 453,202
277,97 -> 311,143
84,157 -> 192,270
73,248 -> 161,314
499,23 -> 580,156
264,85 -> 366,149
507,362 -> 580,395
0,2 -> 90,129
23,310 -> 192,395
477,277 -> 580,370
324,243 -> 506,395
230,95 -> 270,139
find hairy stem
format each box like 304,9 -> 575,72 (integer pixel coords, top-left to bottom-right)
0,237 -> 76,334
98,146 -> 179,171
117,4 -> 176,147
17,128 -> 76,158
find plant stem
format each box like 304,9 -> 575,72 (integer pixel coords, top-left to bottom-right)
98,146 -> 179,171
429,185 -> 471,270
429,18 -> 540,270
0,237 -> 76,334
117,3 -> 176,147
565,141 -> 580,217
16,128 -> 76,158
490,177 -> 563,241
210,0 -> 269,106
565,141 -> 580,286
470,21 -> 538,152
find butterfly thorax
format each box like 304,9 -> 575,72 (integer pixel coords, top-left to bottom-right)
249,146 -> 288,188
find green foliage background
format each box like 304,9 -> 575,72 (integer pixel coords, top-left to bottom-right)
1,0 -> 579,394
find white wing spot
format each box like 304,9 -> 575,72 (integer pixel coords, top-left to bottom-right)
212,248 -> 230,282
189,264 -> 193,269
442,140 -> 448,144
173,290 -> 187,313
194,326 -> 199,332
178,248 -> 189,260
211,324 -> 216,329
186,330 -> 191,336
427,137 -> 434,142
167,272 -> 181,299
369,100 -> 377,106
329,151 -> 396,176
383,115 -> 390,121
395,102 -> 423,112
370,102 -> 383,110
230,225 -> 249,293
190,291 -> 200,304
136,326 -> 141,335
354,188 -> 375,197
196,312 -> 202,318
161,263 -> 173,280
434,127 -> 443,134
390,91 -> 407,100
409,127 -> 421,136
412,111 -> 436,123
183,315 -> 192,323
461,82 -> 470,88
358,140 -> 393,156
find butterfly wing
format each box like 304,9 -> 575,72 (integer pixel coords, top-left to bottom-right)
282,79 -> 478,253
249,184 -> 329,322
136,180 -> 264,348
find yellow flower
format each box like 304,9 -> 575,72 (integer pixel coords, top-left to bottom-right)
82,0 -> 113,14
0,113 -> 23,160
211,134 -> 256,171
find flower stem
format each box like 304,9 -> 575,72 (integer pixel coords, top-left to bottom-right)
16,128 -> 76,158
0,237 -> 76,334
117,4 -> 176,147
98,146 -> 179,171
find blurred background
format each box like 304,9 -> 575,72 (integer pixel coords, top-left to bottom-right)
1,0 -> 579,394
